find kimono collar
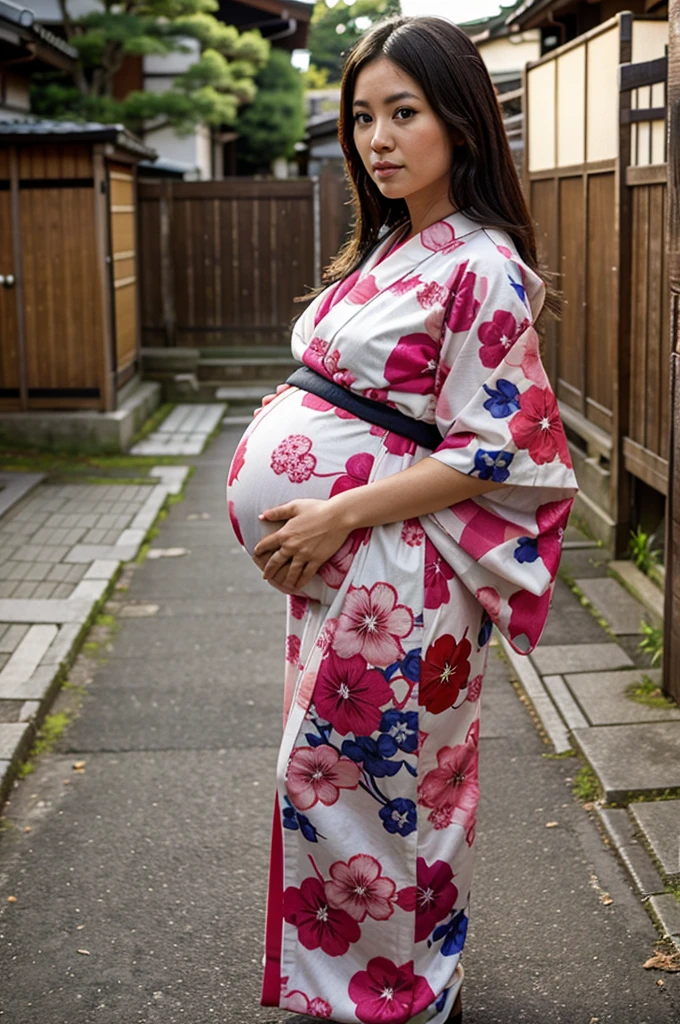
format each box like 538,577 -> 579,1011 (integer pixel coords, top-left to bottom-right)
367,209 -> 487,273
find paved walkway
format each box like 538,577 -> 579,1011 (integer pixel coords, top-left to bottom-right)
0,423 -> 678,1023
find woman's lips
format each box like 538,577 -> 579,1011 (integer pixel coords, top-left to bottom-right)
374,165 -> 403,178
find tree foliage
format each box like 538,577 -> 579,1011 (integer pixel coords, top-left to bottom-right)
308,0 -> 402,83
236,49 -> 306,173
31,0 -> 269,136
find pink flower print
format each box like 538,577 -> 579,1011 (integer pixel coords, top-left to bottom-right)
284,876 -> 361,957
286,634 -> 301,666
509,385 -> 572,467
421,220 -> 465,253
227,500 -> 244,547
301,392 -> 333,413
401,519 -> 425,547
389,274 -> 423,295
271,434 -> 317,483
365,387 -> 390,402
349,957 -> 435,1024
434,359 -> 451,400
290,594 -> 310,620
287,745 -> 361,810
283,991 -> 332,1018
304,336 -> 330,373
435,431 -> 475,453
325,854 -> 397,922
424,539 -> 455,609
397,858 -> 458,942
466,674 -> 483,702
445,261 -> 480,333
383,333 -> 439,394
347,274 -> 379,305
425,305 -> 446,342
317,617 -> 339,651
319,528 -> 368,589
536,498 -> 572,577
314,271 -> 361,326
497,244 -> 513,259
475,586 -> 501,622
418,738 -> 480,837
334,582 -> 414,667
227,435 -> 247,486
508,586 -> 552,652
478,309 -> 528,369
330,452 -> 375,497
314,649 -> 392,736
505,325 -> 547,387
417,280 -> 448,309
370,424 -> 416,456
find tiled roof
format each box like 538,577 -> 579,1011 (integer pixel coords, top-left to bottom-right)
0,117 -> 157,159
0,0 -> 78,59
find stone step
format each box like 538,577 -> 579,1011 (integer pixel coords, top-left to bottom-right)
572,720 -> 680,803
197,355 -> 296,383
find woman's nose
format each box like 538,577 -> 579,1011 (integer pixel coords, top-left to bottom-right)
370,121 -> 394,151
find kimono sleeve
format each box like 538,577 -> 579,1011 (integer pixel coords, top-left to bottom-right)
424,255 -> 579,655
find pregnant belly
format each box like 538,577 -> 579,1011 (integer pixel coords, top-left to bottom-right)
226,388 -> 384,589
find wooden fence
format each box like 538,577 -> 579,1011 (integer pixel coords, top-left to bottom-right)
523,12 -> 669,552
138,178 -> 320,350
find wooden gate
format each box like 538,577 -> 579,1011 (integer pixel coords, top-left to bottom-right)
138,177 -> 319,350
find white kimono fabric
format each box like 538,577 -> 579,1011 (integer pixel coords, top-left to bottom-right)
227,211 -> 579,1023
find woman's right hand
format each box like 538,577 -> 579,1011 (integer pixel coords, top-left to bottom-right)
253,383 -> 291,417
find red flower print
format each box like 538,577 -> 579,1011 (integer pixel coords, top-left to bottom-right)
319,528 -> 368,589
349,957 -> 435,1024
330,452 -> 375,497
397,857 -> 459,942
284,876 -> 361,957
371,425 -> 416,456
421,220 -> 465,253
271,434 -> 317,483
287,745 -> 361,810
325,853 -> 397,922
286,634 -> 301,666
466,674 -> 483,702
508,586 -> 552,652
509,386 -> 572,467
424,539 -> 455,609
365,387 -> 390,402
323,348 -> 357,389
290,594 -> 310,619
383,333 -> 439,395
478,309 -> 528,368
304,336 -> 330,372
227,500 -> 244,547
536,499 -> 572,578
419,633 -> 471,714
445,261 -> 480,333
227,435 -> 247,486
334,582 -> 414,667
389,274 -> 423,296
314,649 -> 392,736
313,271 -> 361,326
435,431 -> 475,453
283,990 -> 332,1018
401,519 -> 424,547
418,737 -> 480,837
417,280 -> 448,309
347,274 -> 379,305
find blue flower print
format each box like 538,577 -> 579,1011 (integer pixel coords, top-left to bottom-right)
341,736 -> 402,777
382,648 -> 421,684
433,909 -> 468,956
482,379 -> 520,419
379,798 -> 417,836
472,448 -> 514,483
477,612 -> 493,648
508,272 -> 527,305
513,536 -> 539,563
282,796 -> 322,843
379,710 -> 419,754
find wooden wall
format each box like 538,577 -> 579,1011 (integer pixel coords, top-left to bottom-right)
138,178 -> 318,349
109,160 -> 140,386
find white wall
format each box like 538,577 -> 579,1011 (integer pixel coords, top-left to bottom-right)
477,31 -> 541,74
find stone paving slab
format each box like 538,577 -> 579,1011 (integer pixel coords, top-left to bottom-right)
543,674 -> 589,730
565,668 -> 680,726
498,635 -> 572,753
0,471 -> 44,517
0,625 -> 58,698
130,404 -> 225,456
531,642 -> 634,675
0,722 -> 29,760
573,722 -> 680,802
575,576 -> 648,634
596,806 -> 667,897
630,801 -> 680,879
609,559 -> 664,624
649,894 -> 680,939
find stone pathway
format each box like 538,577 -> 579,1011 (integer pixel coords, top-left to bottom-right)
499,531 -> 680,950
129,404 -> 225,456
0,466 -> 189,803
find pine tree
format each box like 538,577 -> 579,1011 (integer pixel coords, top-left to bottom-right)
236,49 -> 306,173
308,0 -> 403,84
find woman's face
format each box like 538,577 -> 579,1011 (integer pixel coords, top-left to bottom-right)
352,57 -> 454,209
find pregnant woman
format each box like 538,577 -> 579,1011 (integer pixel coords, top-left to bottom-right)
227,16 -> 578,1024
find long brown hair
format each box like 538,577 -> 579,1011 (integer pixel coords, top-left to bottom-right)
327,16 -> 554,314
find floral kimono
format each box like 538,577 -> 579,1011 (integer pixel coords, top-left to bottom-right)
226,210 -> 578,1023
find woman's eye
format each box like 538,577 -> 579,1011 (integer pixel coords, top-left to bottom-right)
395,107 -> 416,120
353,113 -> 372,125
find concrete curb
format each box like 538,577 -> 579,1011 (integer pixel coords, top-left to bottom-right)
0,464 -> 191,809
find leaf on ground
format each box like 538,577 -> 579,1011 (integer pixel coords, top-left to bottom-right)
23,826 -> 31,833
77,949 -> 91,956
599,894 -> 613,906
7,895 -> 17,903
73,761 -> 86,771
545,821 -> 559,828
643,951 -> 680,972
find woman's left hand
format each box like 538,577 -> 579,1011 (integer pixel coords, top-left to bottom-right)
253,498 -> 351,594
